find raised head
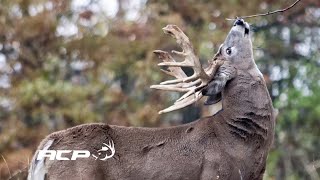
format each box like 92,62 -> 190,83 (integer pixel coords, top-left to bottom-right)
215,18 -> 254,69
151,19 -> 254,114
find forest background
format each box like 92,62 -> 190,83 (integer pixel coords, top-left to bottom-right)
0,0 -> 319,179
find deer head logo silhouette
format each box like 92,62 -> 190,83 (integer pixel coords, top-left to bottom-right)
92,140 -> 115,161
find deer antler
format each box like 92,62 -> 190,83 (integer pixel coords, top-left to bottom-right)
151,25 -> 224,114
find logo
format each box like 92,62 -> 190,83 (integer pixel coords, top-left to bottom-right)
92,141 -> 115,161
37,140 -> 115,161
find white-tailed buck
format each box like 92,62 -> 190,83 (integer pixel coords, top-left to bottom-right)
28,19 -> 276,180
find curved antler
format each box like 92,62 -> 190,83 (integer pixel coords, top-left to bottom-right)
151,25 -> 224,114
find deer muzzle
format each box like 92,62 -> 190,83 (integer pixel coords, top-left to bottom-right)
233,18 -> 250,36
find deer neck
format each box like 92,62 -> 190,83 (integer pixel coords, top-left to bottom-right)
219,65 -> 275,141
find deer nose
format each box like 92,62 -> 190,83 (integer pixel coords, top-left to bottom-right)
234,19 -> 244,26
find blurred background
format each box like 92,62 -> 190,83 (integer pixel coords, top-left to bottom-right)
0,0 -> 319,179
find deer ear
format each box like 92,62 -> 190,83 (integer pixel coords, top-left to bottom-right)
203,93 -> 222,106
213,44 -> 223,60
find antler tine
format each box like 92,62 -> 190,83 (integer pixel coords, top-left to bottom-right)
159,25 -> 211,83
158,92 -> 203,114
153,50 -> 187,79
151,24 -> 224,114
205,59 -> 225,78
150,84 -> 190,92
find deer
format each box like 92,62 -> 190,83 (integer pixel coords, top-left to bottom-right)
28,19 -> 276,180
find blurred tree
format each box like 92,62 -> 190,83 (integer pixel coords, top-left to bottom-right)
0,0 -> 319,179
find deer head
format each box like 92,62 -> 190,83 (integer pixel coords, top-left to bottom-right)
201,19 -> 258,104
214,19 -> 254,68
151,18 -> 254,114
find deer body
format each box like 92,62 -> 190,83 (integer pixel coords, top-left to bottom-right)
28,19 -> 276,180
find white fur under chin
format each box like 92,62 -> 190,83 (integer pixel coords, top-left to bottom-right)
28,139 -> 54,180
207,101 -> 222,116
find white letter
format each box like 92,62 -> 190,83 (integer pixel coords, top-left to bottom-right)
56,150 -> 72,160
71,150 -> 90,160
37,150 -> 56,160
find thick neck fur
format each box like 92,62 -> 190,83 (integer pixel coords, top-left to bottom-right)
220,64 -> 275,142
214,22 -> 275,142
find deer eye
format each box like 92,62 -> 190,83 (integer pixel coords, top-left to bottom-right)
226,47 -> 232,55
